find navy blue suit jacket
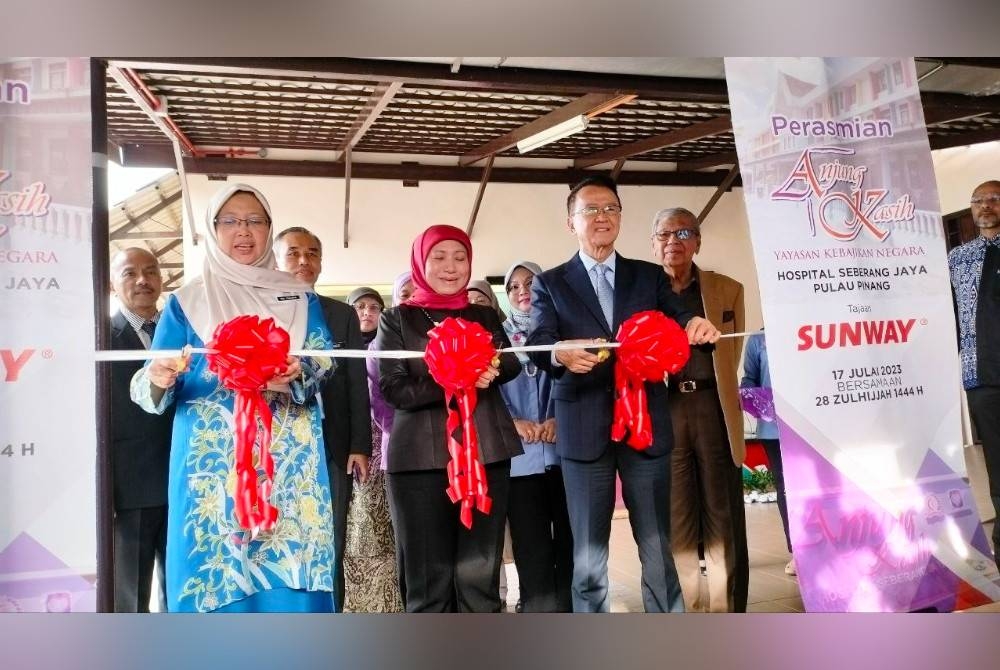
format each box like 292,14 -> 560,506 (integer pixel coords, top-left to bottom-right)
527,252 -> 693,460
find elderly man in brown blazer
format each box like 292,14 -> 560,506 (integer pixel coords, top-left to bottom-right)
651,207 -> 749,613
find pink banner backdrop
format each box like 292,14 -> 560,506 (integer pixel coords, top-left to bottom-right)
0,57 -> 96,612
725,57 -> 1000,611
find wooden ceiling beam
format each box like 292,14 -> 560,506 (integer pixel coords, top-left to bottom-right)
610,158 -> 626,180
109,189 -> 182,234
574,115 -> 731,169
176,155 -> 740,187
675,150 -> 738,172
919,92 -> 1000,116
107,58 -> 731,103
916,58 -> 1000,70
108,87 -> 371,108
110,230 -> 181,241
466,154 -> 495,235
121,104 -> 357,122
929,126 -> 1000,151
162,271 -> 184,289
696,166 -> 740,225
337,81 -> 403,155
459,92 -> 635,166
152,238 -> 183,258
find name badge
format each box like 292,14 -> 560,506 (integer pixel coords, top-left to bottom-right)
277,293 -> 301,302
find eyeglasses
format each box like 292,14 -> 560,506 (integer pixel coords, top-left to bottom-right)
652,228 -> 699,242
572,204 -> 623,219
215,215 -> 270,228
971,194 -> 1000,206
354,302 -> 382,314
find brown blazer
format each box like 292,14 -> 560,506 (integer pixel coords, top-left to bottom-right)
699,269 -> 746,467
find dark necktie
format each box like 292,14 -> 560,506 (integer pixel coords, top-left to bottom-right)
141,320 -> 157,341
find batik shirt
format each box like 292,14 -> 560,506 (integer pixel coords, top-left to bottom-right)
948,234 -> 1000,390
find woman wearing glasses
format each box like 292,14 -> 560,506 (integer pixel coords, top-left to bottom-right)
132,184 -> 337,613
376,224 -> 523,612
499,260 -> 573,612
467,278 -> 506,321
341,286 -> 404,612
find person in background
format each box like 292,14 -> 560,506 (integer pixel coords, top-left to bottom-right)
376,224 -> 523,612
467,277 -> 512,606
109,247 -> 173,612
394,271 -> 414,305
949,179 -> 1000,571
500,260 -> 573,612
342,285 -> 403,612
133,184 -> 337,612
651,206 -> 748,613
740,329 -> 794,576
274,226 -> 372,613
468,278 -> 506,321
368,271 -> 415,607
347,286 -> 385,346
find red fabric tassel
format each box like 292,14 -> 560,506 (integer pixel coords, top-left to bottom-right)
611,311 -> 690,449
423,317 -> 496,529
206,316 -> 289,534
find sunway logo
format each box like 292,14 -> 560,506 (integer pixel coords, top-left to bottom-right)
797,319 -> 920,351
1,349 -> 38,381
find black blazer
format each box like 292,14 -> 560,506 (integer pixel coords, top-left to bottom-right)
319,295 -> 373,471
375,304 -> 523,473
109,311 -> 174,510
527,253 -> 693,460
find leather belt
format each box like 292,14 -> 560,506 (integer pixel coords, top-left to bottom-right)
668,378 -> 716,393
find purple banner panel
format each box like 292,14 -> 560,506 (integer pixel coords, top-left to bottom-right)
0,57 -> 97,611
726,57 -> 1000,611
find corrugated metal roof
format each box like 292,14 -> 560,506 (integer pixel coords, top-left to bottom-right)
108,171 -> 184,292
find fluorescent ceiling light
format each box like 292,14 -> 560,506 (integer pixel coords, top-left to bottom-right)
516,115 -> 590,154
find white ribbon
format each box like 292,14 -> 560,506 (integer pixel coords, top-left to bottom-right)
94,331 -> 752,362
93,341 -> 627,362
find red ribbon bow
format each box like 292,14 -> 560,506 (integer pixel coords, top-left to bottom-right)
206,315 -> 290,534
611,311 -> 690,449
423,317 -> 496,529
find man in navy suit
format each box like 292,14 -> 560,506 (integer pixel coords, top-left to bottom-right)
109,247 -> 174,612
527,175 -> 720,612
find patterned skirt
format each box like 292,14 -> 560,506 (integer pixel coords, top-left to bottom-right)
342,419 -> 404,613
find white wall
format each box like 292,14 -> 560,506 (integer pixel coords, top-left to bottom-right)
932,140 -> 1000,214
178,143 -> 997,334
181,174 -> 764,328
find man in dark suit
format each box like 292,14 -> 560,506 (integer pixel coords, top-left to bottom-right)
109,247 -> 174,612
527,175 -> 721,612
275,227 -> 372,612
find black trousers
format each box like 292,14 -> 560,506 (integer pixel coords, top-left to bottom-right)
507,467 -> 574,612
387,461 -> 510,612
113,505 -> 167,613
328,458 -> 353,612
760,439 -> 792,553
967,386 -> 1000,569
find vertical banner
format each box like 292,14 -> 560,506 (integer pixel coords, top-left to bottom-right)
0,58 -> 96,612
725,57 -> 1000,612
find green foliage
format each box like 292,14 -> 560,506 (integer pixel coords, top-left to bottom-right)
742,465 -> 775,493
